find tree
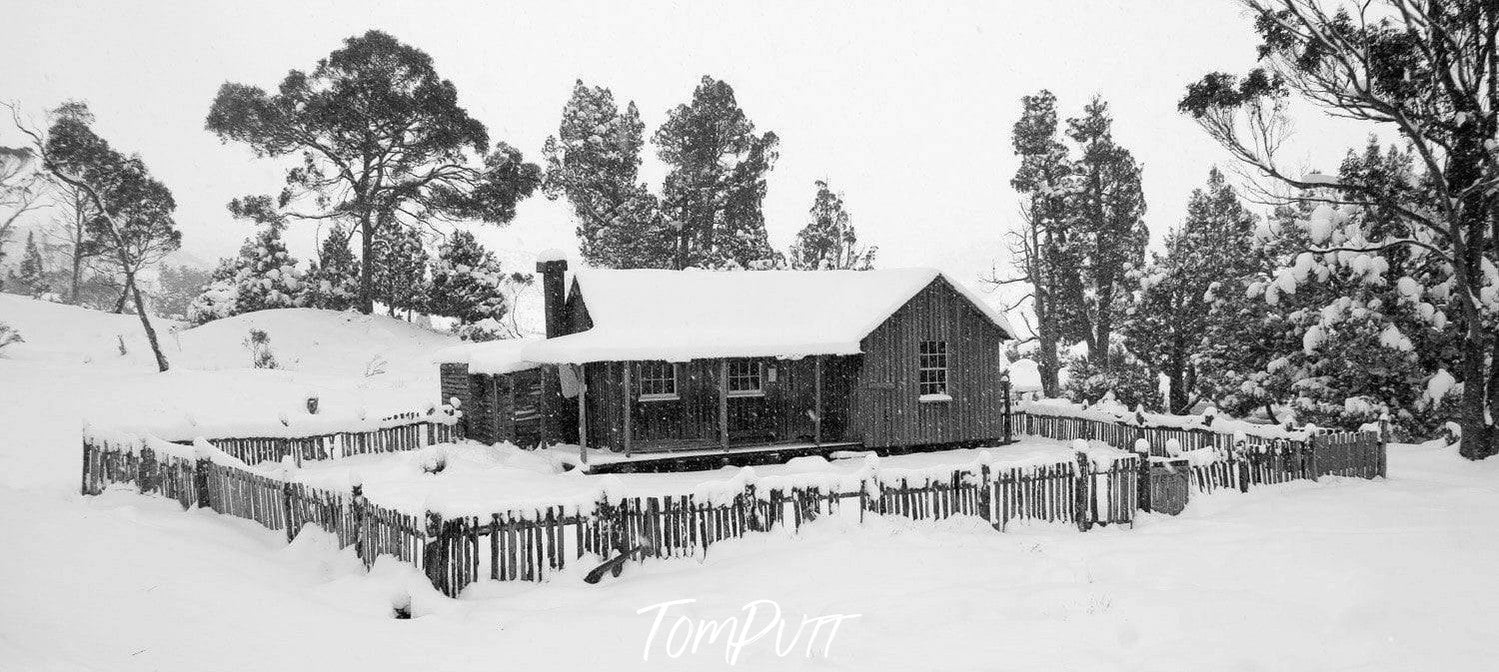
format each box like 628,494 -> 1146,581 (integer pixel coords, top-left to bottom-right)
542,80 -> 667,268
301,226 -> 361,311
7,231 -> 49,297
427,229 -> 518,325
151,264 -> 211,321
186,222 -> 304,323
369,218 -> 429,318
654,76 -> 780,269
988,90 -> 1076,397
0,145 -> 45,288
205,30 -> 542,314
1180,0 -> 1499,458
1123,168 -> 1260,413
15,103 -> 181,371
788,180 -> 877,270
1060,97 -> 1149,368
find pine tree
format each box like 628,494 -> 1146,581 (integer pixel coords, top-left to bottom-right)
9,231 -> 49,298
654,76 -> 780,269
1060,97 -> 1149,368
184,223 -> 303,323
370,218 -> 429,318
302,226 -> 361,311
542,81 -> 667,268
1214,141 -> 1454,437
1000,90 -> 1075,397
1123,168 -> 1259,413
427,230 -> 511,324
789,180 -> 876,270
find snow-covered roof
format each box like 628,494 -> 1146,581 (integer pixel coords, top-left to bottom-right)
523,268 -> 1014,364
433,338 -> 541,375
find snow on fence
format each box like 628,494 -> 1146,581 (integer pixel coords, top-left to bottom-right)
80,432 -> 1140,598
1010,404 -> 1386,501
77,403 -> 1382,599
180,412 -> 460,467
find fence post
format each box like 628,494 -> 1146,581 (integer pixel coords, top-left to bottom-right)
282,482 -> 297,543
1307,436 -> 1320,482
80,441 -> 91,496
978,464 -> 991,523
1235,442 -> 1250,493
136,444 -> 156,495
194,457 -> 212,508
745,483 -> 761,532
1136,450 -> 1152,513
422,511 -> 448,596
351,483 -> 368,560
1074,451 -> 1093,532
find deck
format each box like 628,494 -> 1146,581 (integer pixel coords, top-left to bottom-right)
558,441 -> 867,474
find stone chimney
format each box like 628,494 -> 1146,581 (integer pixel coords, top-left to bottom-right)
536,251 -> 568,338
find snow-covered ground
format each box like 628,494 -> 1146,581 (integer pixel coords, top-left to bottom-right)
3,297 -> 1498,670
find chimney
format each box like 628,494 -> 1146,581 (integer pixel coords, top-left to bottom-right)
536,251 -> 568,338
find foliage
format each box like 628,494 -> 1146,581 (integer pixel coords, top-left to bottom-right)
205,30 -> 541,313
541,80 -> 666,268
7,231 -> 50,298
426,230 -> 522,325
243,328 -> 278,369
151,264 -> 211,321
186,223 -> 303,323
369,220 -> 429,317
1123,168 -> 1259,413
1060,348 -> 1161,412
788,180 -> 876,270
301,226 -> 361,311
23,102 -> 180,371
654,76 -> 780,270
1180,1 -> 1497,457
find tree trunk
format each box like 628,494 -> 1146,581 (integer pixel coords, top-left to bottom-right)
1093,283 -> 1114,368
113,287 -> 129,314
358,210 -> 375,314
127,273 -> 169,372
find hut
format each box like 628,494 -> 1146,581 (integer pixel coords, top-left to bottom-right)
436,257 -> 1016,466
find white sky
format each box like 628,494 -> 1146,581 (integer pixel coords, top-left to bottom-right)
4,0 -> 1379,316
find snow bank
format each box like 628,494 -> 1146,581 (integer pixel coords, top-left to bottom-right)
431,338 -> 541,374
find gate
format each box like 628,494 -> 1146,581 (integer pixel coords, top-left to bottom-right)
1146,458 -> 1190,515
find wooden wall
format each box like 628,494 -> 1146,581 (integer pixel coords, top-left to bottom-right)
581,356 -> 858,452
854,276 -> 1008,448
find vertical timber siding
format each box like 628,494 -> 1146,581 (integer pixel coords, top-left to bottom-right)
439,363 -> 474,439
855,276 -> 1007,448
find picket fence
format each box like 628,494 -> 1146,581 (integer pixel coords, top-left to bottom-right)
79,407 -> 1384,599
185,416 -> 460,467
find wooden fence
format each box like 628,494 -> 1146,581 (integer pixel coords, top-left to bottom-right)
182,418 -> 460,467
80,408 -> 1383,599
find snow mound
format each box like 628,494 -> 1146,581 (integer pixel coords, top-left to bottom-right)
0,294 -> 184,368
175,308 -> 459,376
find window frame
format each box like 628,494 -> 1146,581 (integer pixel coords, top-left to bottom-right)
918,340 -> 950,400
726,359 -> 765,398
636,361 -> 680,402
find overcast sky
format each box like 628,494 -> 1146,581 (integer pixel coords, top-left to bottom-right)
4,0 -> 1379,317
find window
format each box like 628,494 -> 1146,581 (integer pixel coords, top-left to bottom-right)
638,361 -> 678,401
919,341 -> 949,398
727,359 -> 763,397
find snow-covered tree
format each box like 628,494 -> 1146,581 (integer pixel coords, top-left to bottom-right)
789,180 -> 876,270
1181,1 -> 1498,458
1123,168 -> 1259,413
654,76 -> 780,270
541,80 -> 667,269
991,90 -> 1074,397
370,218 -> 429,318
1059,97 -> 1149,369
186,223 -> 303,323
302,226 -> 361,311
426,230 -> 513,324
